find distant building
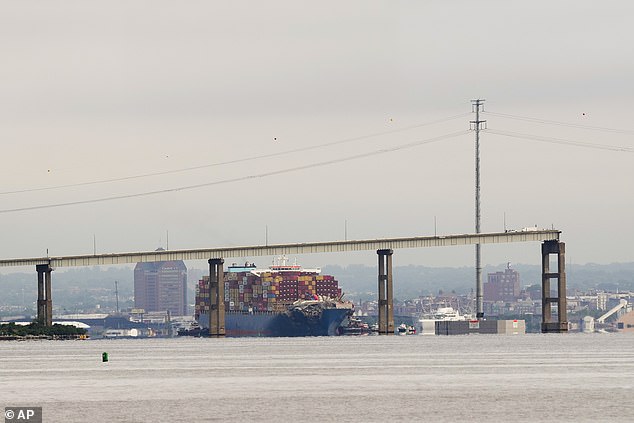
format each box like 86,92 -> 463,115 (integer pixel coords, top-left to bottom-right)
134,249 -> 187,316
597,292 -> 609,311
484,264 -> 520,302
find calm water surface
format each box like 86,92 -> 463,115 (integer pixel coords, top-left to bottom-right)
1,333 -> 633,422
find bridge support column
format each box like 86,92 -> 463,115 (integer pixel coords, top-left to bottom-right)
541,240 -> 567,333
377,249 -> 394,335
36,264 -> 53,326
208,258 -> 225,337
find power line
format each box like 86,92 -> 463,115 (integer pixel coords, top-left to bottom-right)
0,113 -> 470,196
485,111 -> 634,135
0,130 -> 469,214
487,129 -> 633,152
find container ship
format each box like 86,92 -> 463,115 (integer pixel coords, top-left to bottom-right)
191,257 -> 353,337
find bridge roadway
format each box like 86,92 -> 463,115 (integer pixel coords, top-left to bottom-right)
0,229 -> 567,335
0,230 -> 560,268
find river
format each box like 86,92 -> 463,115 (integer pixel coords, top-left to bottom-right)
1,333 -> 633,422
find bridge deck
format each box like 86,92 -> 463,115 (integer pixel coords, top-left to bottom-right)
0,230 -> 560,268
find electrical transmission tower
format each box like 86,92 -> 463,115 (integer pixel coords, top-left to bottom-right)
470,99 -> 486,318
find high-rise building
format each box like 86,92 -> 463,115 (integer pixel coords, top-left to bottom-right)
134,251 -> 187,316
484,264 -> 520,302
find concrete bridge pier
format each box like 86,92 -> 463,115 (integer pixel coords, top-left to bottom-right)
541,240 -> 568,333
208,258 -> 226,337
36,263 -> 53,326
377,249 -> 394,335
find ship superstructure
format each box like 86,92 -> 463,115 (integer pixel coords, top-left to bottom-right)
418,307 -> 470,335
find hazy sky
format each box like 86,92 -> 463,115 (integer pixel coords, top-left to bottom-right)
1,1 -> 633,272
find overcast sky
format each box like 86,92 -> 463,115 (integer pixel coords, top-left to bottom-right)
1,1 -> 633,272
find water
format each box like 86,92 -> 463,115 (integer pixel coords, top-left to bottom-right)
1,333 -> 633,422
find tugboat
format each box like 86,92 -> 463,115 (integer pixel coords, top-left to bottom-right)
177,321 -> 203,337
397,323 -> 417,335
339,316 -> 372,335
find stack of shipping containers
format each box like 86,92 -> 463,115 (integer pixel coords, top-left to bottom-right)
196,277 -> 210,319
195,268 -> 343,319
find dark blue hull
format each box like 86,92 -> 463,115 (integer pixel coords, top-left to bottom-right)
196,308 -> 351,337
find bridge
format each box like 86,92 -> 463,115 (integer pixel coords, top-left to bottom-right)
0,229 -> 568,334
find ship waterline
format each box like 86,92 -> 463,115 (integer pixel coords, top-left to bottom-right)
197,306 -> 352,337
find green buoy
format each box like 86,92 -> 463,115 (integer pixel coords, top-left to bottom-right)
102,352 -> 108,362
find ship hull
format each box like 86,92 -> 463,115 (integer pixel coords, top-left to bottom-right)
196,308 -> 351,337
